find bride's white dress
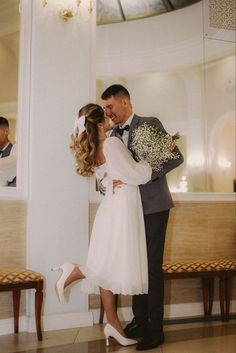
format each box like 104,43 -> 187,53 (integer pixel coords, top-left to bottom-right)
80,136 -> 152,295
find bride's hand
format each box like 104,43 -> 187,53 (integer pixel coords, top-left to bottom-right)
113,179 -> 124,193
167,134 -> 176,151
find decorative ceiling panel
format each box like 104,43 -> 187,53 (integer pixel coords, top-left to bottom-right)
170,0 -> 200,9
120,0 -> 166,20
96,0 -> 124,25
96,0 -> 201,25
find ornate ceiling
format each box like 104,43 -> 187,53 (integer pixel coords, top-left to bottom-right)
97,0 -> 201,25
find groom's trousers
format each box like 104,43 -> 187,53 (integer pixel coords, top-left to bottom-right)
132,210 -> 170,334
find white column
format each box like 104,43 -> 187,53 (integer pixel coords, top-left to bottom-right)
26,0 -> 96,331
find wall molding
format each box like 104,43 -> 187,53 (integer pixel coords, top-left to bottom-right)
0,300 -> 235,335
172,192 -> 236,202
92,300 -> 236,324
0,311 -> 93,335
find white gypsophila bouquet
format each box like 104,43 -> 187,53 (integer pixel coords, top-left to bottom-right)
130,123 -> 180,172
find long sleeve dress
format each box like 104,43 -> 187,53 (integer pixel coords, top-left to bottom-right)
80,136 -> 152,295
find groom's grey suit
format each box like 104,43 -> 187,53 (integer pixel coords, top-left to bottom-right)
127,114 -> 183,214
114,114 -> 184,336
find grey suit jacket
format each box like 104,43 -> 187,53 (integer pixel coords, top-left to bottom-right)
113,114 -> 184,215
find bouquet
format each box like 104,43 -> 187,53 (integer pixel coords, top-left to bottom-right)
130,123 -> 180,172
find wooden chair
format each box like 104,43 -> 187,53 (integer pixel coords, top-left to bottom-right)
0,268 -> 44,340
162,259 -> 236,321
99,259 -> 236,323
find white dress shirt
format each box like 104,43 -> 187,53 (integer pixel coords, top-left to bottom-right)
0,144 -> 16,186
119,113 -> 134,146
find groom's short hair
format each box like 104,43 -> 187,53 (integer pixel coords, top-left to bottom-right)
0,116 -> 9,128
101,84 -> 130,100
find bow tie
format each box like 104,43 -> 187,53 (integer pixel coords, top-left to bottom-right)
116,125 -> 130,136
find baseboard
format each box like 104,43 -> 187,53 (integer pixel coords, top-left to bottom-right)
0,317 -> 28,335
0,311 -> 93,335
0,300 -> 235,335
91,299 -> 236,324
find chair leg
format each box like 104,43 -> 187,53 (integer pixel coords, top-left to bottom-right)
219,277 -> 226,321
12,289 -> 21,333
202,277 -> 214,317
225,274 -> 231,321
202,278 -> 209,316
35,286 -> 43,341
208,277 -> 214,315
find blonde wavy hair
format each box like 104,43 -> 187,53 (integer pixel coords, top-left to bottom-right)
71,103 -> 105,177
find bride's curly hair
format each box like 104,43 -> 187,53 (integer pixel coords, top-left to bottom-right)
71,103 -> 105,177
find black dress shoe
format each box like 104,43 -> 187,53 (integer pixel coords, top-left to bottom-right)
124,318 -> 146,339
136,332 -> 164,351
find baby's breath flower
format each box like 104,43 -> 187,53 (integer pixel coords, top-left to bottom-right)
130,123 -> 180,171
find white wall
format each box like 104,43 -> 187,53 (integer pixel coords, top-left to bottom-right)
26,1 -> 96,330
96,2 -> 204,77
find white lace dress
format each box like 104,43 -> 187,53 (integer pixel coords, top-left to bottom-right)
80,136 -> 152,295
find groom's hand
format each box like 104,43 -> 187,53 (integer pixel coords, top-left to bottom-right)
99,172 -> 107,195
167,134 -> 176,151
113,179 -> 124,193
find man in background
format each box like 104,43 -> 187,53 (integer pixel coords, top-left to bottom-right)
0,116 -> 16,187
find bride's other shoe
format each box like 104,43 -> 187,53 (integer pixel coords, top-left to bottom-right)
51,263 -> 75,303
104,323 -> 137,346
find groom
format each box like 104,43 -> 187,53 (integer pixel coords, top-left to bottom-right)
101,84 -> 184,351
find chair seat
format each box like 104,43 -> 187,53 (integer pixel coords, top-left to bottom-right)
0,268 -> 44,285
0,267 -> 44,340
163,260 -> 236,274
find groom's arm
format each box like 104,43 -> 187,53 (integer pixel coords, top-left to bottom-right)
151,146 -> 184,181
142,117 -> 184,181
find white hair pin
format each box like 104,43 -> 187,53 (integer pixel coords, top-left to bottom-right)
73,115 -> 86,136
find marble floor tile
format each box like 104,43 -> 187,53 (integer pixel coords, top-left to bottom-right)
0,320 -> 235,353
0,328 -> 79,353
162,335 -> 236,353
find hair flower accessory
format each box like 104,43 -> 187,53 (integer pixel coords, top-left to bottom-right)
73,115 -> 86,136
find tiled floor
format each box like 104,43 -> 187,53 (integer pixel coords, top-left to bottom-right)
0,320 -> 235,353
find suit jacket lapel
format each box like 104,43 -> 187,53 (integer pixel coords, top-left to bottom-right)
128,114 -> 140,150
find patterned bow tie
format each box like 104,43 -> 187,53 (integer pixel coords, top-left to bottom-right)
116,125 -> 130,136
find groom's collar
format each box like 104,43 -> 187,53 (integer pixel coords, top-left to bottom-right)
119,113 -> 134,128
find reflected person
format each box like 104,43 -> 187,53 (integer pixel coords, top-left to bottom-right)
0,116 -> 16,187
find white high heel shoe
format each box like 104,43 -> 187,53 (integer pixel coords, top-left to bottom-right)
104,323 -> 137,347
51,263 -> 75,303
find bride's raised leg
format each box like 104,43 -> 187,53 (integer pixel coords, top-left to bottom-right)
52,264 -> 85,302
64,266 -> 85,287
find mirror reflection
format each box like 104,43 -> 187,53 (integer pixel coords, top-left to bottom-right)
96,1 -> 235,193
0,0 -> 19,187
0,1 -> 235,193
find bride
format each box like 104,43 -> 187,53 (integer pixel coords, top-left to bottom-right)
53,103 -> 152,347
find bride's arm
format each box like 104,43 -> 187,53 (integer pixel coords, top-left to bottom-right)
104,137 -> 152,186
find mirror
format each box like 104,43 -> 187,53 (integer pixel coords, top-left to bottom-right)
95,1 -> 235,194
0,1 -> 234,197
0,0 -> 19,188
